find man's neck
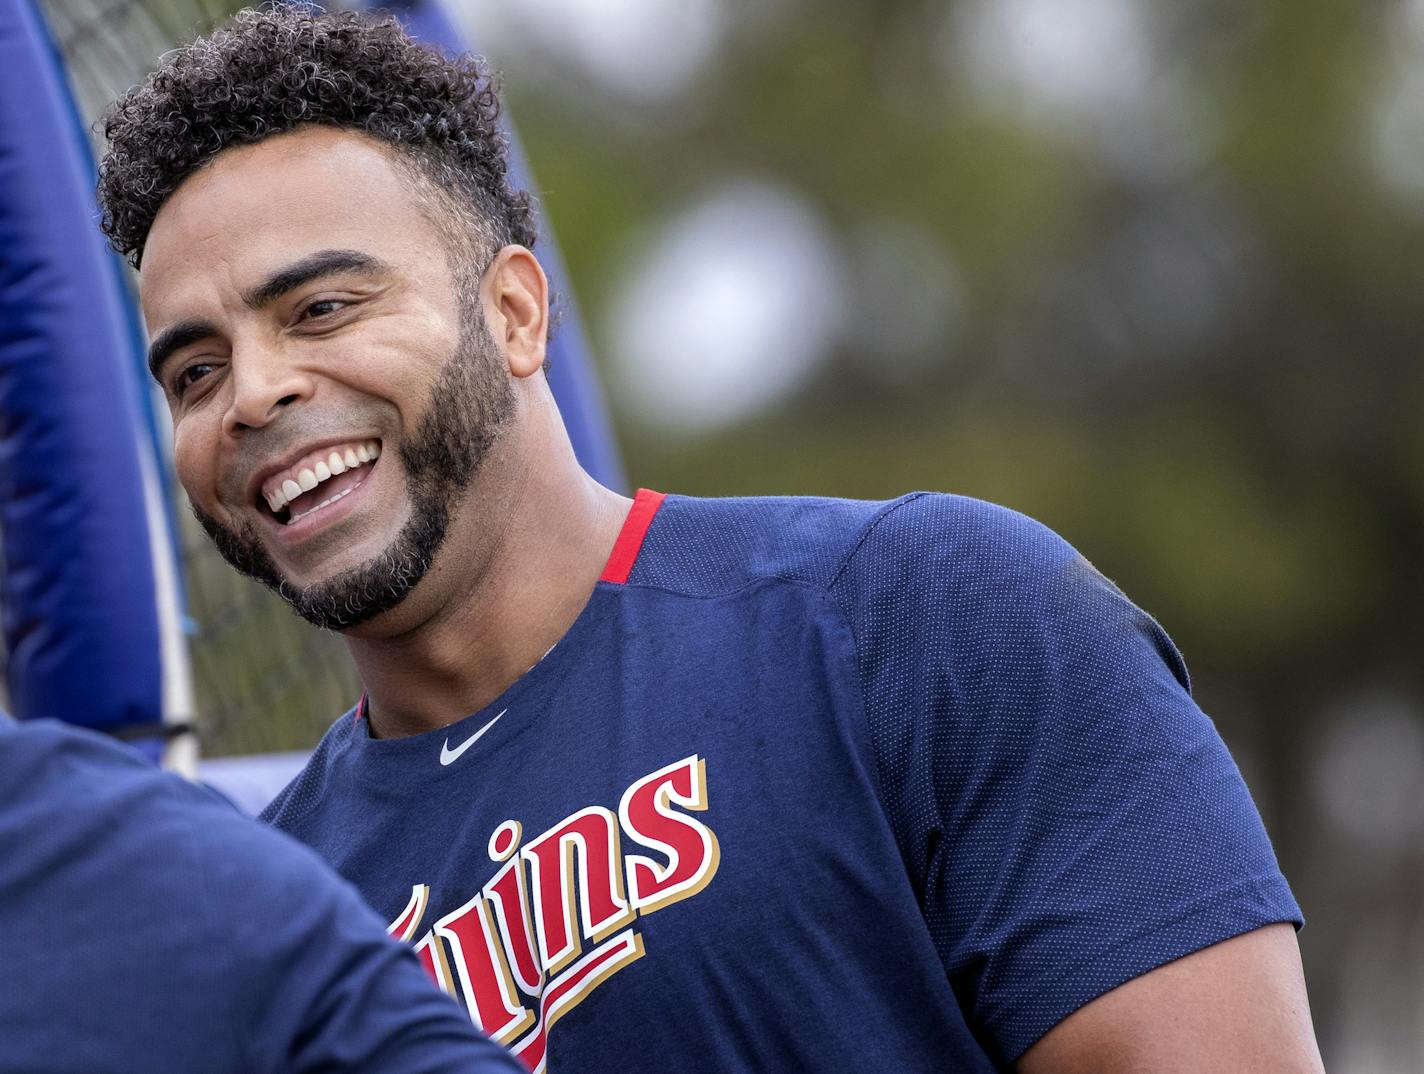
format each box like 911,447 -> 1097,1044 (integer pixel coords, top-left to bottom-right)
345,445 -> 633,740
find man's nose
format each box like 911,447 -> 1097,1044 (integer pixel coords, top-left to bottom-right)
221,346 -> 315,436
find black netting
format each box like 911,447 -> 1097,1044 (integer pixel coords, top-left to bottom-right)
40,0 -> 361,756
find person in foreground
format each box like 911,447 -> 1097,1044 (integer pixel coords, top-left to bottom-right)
0,714 -> 524,1074
99,8 -> 1325,1071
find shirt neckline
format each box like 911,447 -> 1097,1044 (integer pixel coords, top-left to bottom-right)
599,488 -> 666,584
353,488 -> 668,727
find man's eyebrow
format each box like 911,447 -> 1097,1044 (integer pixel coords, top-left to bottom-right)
241,249 -> 391,310
147,319 -> 219,382
146,251 -> 391,382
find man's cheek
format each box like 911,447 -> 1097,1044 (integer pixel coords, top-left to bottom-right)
172,434 -> 215,510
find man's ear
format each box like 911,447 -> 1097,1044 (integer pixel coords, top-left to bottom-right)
483,245 -> 548,378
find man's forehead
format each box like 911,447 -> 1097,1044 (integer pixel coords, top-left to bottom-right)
139,128 -> 427,313
155,127 -> 408,223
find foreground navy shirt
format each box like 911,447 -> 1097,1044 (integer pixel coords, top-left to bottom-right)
0,717 -> 523,1074
265,492 -> 1301,1071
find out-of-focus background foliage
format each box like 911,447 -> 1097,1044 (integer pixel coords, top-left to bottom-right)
40,0 -> 1420,1067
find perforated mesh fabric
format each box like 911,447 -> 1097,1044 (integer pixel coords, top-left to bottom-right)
633,491 -> 1299,1062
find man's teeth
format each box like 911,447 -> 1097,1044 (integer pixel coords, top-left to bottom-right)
265,440 -> 380,514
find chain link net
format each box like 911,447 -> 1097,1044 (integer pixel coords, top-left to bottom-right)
38,0 -> 362,757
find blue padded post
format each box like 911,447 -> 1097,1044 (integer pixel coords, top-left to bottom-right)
0,0 -> 192,758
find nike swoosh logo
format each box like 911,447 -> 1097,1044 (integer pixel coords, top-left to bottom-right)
439,709 -> 507,766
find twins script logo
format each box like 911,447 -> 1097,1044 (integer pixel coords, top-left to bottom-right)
385,755 -> 719,1072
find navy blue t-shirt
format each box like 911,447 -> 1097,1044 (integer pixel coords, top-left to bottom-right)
0,717 -> 524,1074
264,492 -> 1301,1071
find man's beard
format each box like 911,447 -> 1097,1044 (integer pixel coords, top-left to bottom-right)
193,307 -> 514,631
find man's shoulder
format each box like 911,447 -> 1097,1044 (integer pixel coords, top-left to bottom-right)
831,491 -> 1085,596
636,490 -> 1071,600
0,718 -> 347,898
0,720 -> 377,1028
0,718 -> 234,849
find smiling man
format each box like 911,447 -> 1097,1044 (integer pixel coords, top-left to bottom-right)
98,8 -> 1324,1072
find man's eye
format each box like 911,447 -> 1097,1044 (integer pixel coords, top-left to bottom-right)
174,362 -> 215,396
302,299 -> 347,320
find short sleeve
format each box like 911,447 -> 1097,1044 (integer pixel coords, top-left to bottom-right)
195,812 -> 525,1074
832,494 -> 1301,1065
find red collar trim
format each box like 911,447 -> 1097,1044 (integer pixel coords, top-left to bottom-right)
358,490 -> 666,722
599,489 -> 666,585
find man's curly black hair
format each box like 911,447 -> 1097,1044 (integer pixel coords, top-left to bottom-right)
97,5 -> 536,270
